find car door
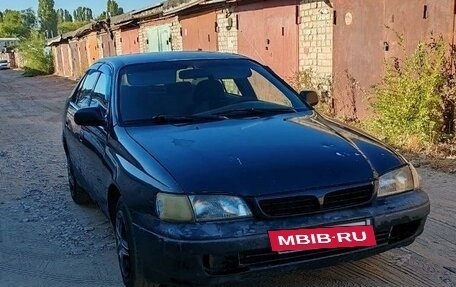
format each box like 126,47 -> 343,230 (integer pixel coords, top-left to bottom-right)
78,64 -> 113,207
65,69 -> 101,191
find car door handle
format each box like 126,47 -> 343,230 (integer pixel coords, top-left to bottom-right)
79,130 -> 84,142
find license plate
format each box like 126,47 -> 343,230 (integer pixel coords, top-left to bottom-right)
268,220 -> 376,253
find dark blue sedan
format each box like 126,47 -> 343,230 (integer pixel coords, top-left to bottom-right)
62,52 -> 430,287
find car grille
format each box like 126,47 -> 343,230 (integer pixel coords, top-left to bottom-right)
257,184 -> 374,217
258,196 -> 320,217
239,230 -> 390,266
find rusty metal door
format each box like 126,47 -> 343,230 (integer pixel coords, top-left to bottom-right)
78,39 -> 89,73
333,0 -> 456,118
237,0 -> 299,80
332,0 -> 386,118
53,46 -> 63,76
87,33 -> 99,65
121,28 -> 140,54
181,11 -> 218,51
61,43 -> 71,77
100,33 -> 116,57
385,0 -> 455,58
69,41 -> 80,78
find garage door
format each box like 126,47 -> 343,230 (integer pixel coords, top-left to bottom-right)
69,42 -> 80,78
61,43 -> 71,77
100,33 -> 116,57
87,33 -> 99,65
78,39 -> 89,73
237,0 -> 299,80
54,46 -> 63,76
181,11 -> 218,51
332,0 -> 455,117
121,28 -> 140,54
145,24 -> 172,52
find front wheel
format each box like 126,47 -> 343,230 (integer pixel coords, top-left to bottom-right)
115,199 -> 162,287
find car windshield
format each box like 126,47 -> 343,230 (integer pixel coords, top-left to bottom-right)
118,59 -> 307,124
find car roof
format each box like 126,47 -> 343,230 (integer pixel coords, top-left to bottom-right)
96,51 -> 250,70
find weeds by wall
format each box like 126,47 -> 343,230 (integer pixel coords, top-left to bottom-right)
18,31 -> 54,76
364,36 -> 455,151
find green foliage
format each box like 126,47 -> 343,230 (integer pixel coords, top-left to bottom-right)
57,21 -> 89,34
73,7 -> 93,22
18,31 -> 53,76
21,8 -> 37,31
0,10 -> 31,38
38,0 -> 58,37
107,0 -> 124,17
288,69 -> 335,116
365,36 -> 453,150
57,8 -> 72,23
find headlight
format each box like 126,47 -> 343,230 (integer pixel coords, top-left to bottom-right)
189,195 -> 252,221
156,193 -> 252,222
156,193 -> 194,222
377,165 -> 420,197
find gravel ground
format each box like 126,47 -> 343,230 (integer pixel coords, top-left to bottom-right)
0,69 -> 455,287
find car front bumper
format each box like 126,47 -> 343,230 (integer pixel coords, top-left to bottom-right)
130,190 -> 430,286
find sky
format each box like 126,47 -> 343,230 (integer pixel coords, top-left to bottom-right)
1,0 -> 162,17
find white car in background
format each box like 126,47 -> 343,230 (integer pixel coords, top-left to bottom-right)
0,59 -> 10,70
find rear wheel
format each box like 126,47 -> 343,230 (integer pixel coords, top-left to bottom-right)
66,156 -> 91,205
115,198 -> 162,287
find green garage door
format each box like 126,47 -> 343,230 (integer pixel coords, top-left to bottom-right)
146,24 -> 172,52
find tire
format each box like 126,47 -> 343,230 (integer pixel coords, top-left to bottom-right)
115,198 -> 162,287
66,156 -> 91,205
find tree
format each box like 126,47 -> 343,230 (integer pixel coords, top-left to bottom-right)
21,8 -> 37,30
57,8 -> 72,23
19,30 -> 54,76
107,0 -> 124,17
73,7 -> 93,22
0,10 -> 29,38
38,0 -> 58,37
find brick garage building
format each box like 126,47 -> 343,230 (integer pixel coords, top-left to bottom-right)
47,0 -> 456,117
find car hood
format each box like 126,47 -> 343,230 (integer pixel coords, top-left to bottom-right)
125,112 -> 405,196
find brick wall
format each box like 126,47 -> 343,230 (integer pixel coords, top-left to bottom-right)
299,0 -> 333,90
114,30 -> 122,55
217,10 -> 238,53
97,34 -> 104,58
170,16 -> 183,51
138,24 -> 147,53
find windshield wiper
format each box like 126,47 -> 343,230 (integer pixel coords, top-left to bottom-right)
212,107 -> 296,118
124,115 -> 228,125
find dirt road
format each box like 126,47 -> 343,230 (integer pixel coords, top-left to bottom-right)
0,69 -> 455,287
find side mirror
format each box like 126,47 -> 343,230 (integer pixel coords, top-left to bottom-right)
74,106 -> 105,126
298,90 -> 319,107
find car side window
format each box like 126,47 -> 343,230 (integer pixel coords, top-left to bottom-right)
90,73 -> 111,109
76,71 -> 100,107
